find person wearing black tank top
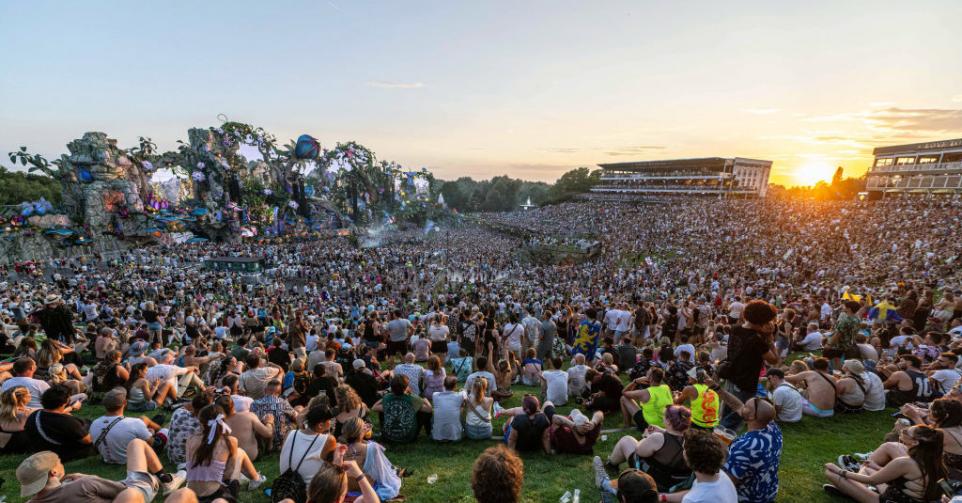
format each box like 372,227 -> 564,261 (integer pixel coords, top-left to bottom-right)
884,355 -> 936,408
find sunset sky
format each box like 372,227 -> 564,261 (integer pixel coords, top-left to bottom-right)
2,1 -> 961,186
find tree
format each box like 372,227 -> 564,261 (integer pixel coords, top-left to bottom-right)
545,167 -> 601,202
0,166 -> 63,206
831,166 -> 844,187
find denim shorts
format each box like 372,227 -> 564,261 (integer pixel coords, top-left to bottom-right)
123,471 -> 160,502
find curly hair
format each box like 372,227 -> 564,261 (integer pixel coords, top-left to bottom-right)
683,430 -> 727,475
335,385 -> 362,414
471,445 -> 524,503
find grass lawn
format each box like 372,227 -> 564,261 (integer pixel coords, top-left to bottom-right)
0,383 -> 895,503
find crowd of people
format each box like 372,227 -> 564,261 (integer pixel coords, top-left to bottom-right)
0,195 -> 961,503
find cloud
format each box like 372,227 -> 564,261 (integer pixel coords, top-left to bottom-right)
864,107 -> 962,132
543,147 -> 582,153
365,80 -> 425,89
743,108 -> 780,115
952,95 -> 962,103
605,145 -> 666,156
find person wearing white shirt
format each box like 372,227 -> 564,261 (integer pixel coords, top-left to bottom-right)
766,369 -> 803,423
678,431 -> 739,503
89,388 -> 158,464
861,370 -> 886,411
541,357 -> 569,406
674,340 -> 697,363
567,354 -> 590,399
305,331 -> 319,352
796,323 -> 824,352
1,358 -> 50,409
728,297 -> 746,323
431,377 -> 464,441
931,353 -> 962,393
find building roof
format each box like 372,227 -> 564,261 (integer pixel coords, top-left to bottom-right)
599,157 -> 730,172
598,157 -> 771,172
873,138 -> 962,156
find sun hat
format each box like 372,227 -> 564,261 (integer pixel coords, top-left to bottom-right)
16,451 -> 60,497
44,293 -> 61,305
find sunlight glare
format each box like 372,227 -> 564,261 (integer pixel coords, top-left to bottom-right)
793,161 -> 837,186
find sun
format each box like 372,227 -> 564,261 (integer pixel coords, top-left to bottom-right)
793,160 -> 837,186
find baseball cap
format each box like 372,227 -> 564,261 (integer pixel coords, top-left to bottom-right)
352,359 -> 366,370
16,451 -> 60,496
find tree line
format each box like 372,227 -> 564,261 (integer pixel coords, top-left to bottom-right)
439,167 -> 602,212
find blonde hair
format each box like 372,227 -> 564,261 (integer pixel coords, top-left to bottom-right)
340,417 -> 366,443
471,377 -> 488,406
335,385 -> 362,414
0,387 -> 30,422
37,340 -> 63,368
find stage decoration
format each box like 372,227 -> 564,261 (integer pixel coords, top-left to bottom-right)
5,117 -> 450,261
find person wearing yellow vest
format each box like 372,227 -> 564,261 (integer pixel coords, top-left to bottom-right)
620,367 -> 674,429
675,369 -> 721,430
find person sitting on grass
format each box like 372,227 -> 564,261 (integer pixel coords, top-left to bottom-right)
279,405 -> 338,494
503,395 -> 552,454
673,430 -> 738,503
472,445 -> 525,503
465,376 -> 494,440
167,393 -> 211,469
278,444 -> 381,503
674,369 -> 722,430
491,342 -> 519,402
333,384 -> 369,438
592,462 -> 660,503
0,385 -> 34,454
250,378 -> 297,453
89,388 -> 166,465
601,405 -> 693,492
549,408 -> 604,455
824,425 -> 946,503
521,347 -> 543,386
764,368 -> 803,423
372,374 -> 433,443
432,376 -> 465,442
126,362 -> 175,411
17,441 -> 185,503
24,383 -> 93,462
621,367 -> 673,430
842,397 -> 962,480
185,402 -> 266,500
711,378 -> 783,503
338,416 -> 404,501
584,367 -> 624,415
541,356 -> 569,406
785,357 -> 837,418
213,393 -> 274,461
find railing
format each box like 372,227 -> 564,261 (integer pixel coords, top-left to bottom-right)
599,174 -> 732,181
868,161 -> 962,174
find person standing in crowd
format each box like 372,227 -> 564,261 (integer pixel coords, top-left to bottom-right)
32,294 -> 76,345
717,300 -> 780,430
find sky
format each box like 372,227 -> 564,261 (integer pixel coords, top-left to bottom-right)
2,1 -> 961,187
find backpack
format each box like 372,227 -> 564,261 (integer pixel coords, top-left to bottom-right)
271,430 -> 320,503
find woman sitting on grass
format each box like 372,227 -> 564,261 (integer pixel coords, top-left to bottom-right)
824,425 -> 946,503
333,384 -> 369,438
602,404 -> 693,492
185,402 -> 266,500
126,362 -> 175,411
465,376 -> 495,440
0,386 -> 32,453
339,416 -> 404,501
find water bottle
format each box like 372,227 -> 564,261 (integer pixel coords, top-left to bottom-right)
573,488 -> 580,503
